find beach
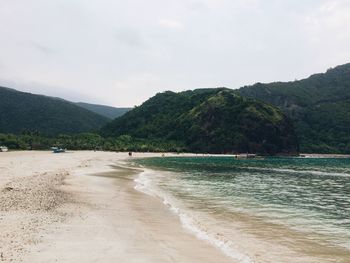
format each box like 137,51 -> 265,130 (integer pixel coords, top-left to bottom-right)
0,151 -> 234,263
2,151 -> 350,263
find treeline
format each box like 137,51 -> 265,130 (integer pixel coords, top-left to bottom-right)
0,132 -> 186,152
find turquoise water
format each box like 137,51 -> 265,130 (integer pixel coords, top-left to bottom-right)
134,156 -> 350,262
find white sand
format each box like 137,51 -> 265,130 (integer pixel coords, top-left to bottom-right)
0,151 -> 234,263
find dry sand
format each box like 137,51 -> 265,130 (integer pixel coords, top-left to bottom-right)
0,151 -> 234,263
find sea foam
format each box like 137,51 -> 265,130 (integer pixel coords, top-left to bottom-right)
134,169 -> 254,263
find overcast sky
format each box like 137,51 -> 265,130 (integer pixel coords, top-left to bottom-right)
1,0 -> 350,106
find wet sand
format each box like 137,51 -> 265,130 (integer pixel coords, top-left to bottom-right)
2,151 -> 347,263
0,151 -> 234,263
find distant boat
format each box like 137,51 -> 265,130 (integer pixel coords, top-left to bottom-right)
234,153 -> 257,159
51,147 -> 66,153
0,146 -> 8,152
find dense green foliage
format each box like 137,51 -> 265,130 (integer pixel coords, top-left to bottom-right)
238,63 -> 350,153
0,87 -> 109,135
101,89 -> 298,154
75,102 -> 131,119
3,63 -> 348,154
0,132 -> 185,152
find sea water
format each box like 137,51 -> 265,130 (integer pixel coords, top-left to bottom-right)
133,156 -> 350,262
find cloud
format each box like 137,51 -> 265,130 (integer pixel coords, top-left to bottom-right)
31,42 -> 57,55
114,27 -> 146,48
301,0 -> 350,67
0,0 -> 349,107
305,0 -> 350,33
158,19 -> 183,30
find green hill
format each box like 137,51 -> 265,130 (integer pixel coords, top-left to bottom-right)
0,87 -> 109,135
101,88 -> 298,154
75,102 -> 131,119
238,63 -> 350,153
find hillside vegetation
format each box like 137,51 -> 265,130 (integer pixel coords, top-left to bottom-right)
102,88 -> 298,154
75,102 -> 131,119
238,63 -> 350,153
3,62 -> 349,154
0,87 -> 109,135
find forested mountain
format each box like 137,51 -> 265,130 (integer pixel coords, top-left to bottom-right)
0,87 -> 109,135
75,102 -> 131,119
3,63 -> 348,154
101,88 -> 298,154
238,63 -> 350,153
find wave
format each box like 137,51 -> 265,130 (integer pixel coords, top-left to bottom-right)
244,166 -> 350,177
134,169 -> 254,263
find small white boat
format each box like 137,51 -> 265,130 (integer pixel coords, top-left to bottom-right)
51,147 -> 66,153
0,146 -> 8,152
235,153 -> 257,159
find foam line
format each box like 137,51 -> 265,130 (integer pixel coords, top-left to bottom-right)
134,169 -> 254,263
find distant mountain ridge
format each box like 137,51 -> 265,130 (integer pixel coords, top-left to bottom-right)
237,63 -> 350,153
2,62 -> 349,154
75,102 -> 131,119
102,88 -> 298,154
0,86 -> 109,135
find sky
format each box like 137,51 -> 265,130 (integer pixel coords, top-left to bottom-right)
1,0 -> 350,107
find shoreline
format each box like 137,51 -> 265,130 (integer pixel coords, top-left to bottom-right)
133,166 -> 350,263
1,151 -> 349,262
0,151 -> 235,263
300,153 -> 350,158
